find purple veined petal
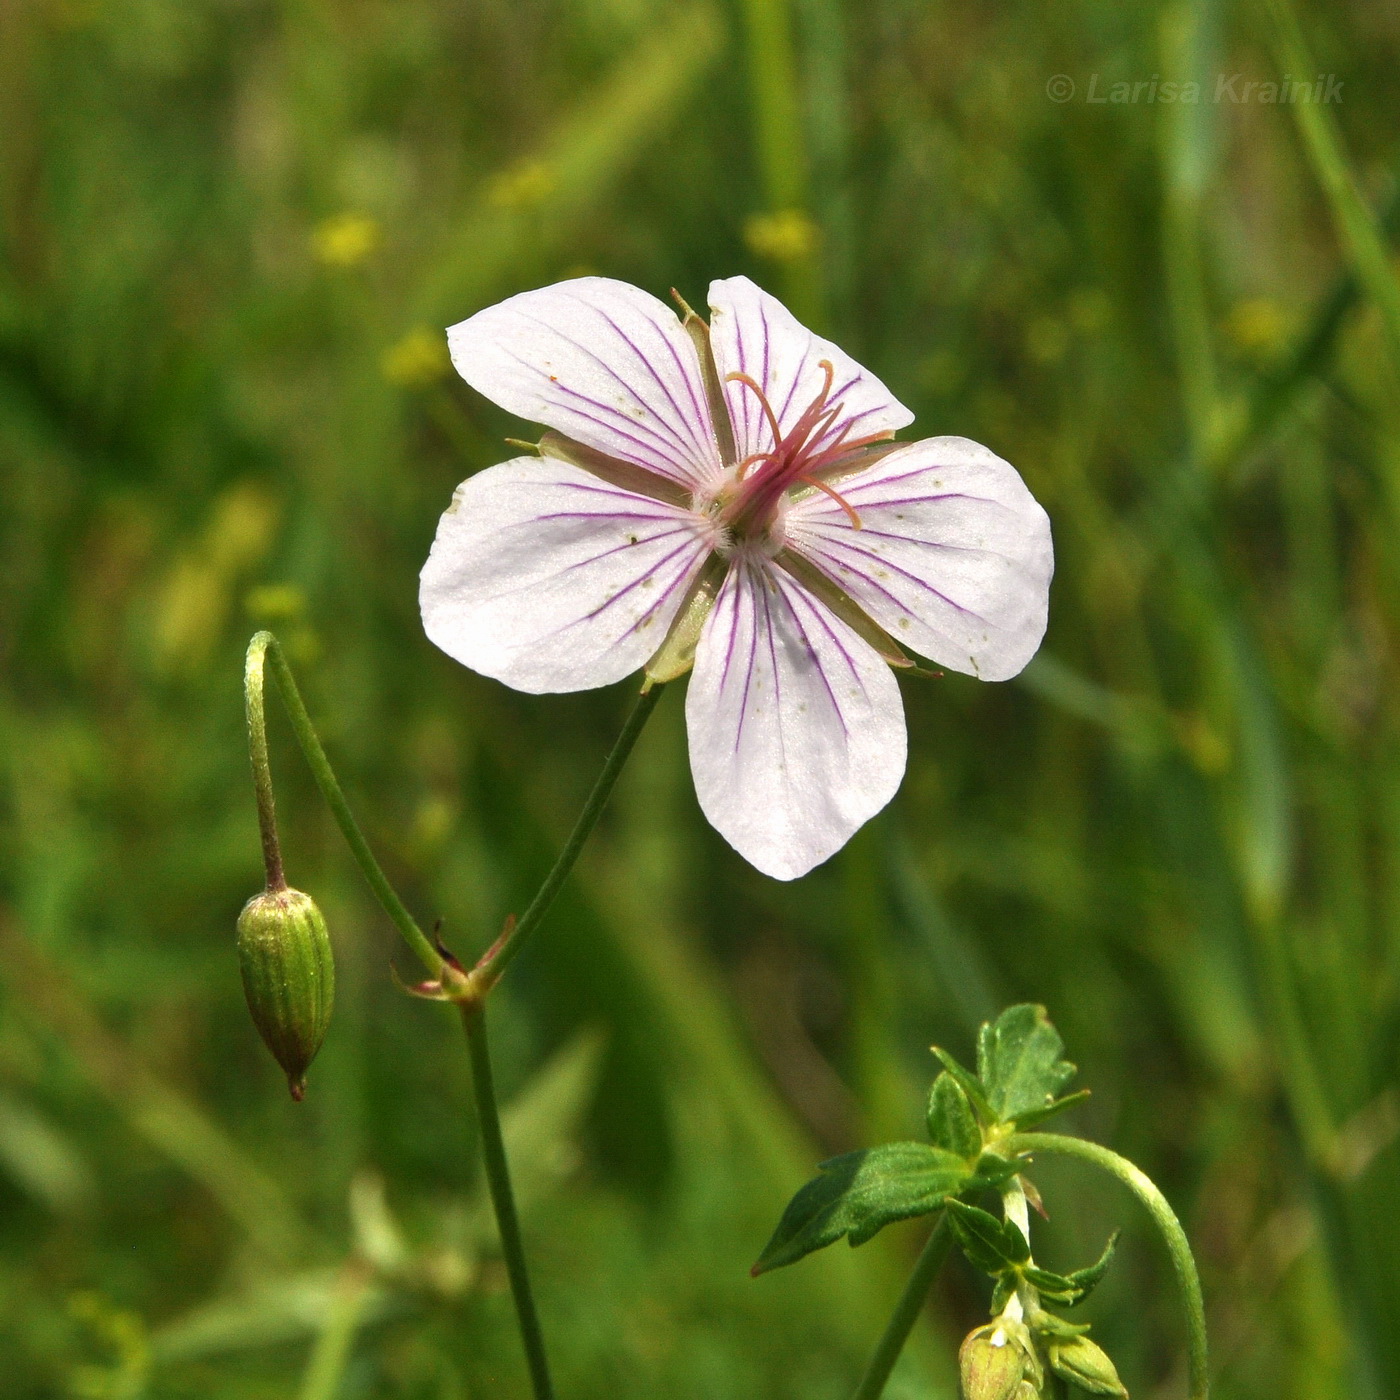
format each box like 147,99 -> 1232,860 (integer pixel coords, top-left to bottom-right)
706,276 -> 914,465
420,456 -> 715,693
448,278 -> 725,494
686,552 -> 907,880
783,436 -> 1053,682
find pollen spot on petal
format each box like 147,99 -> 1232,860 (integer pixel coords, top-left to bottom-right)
898,618 -> 909,629
627,534 -> 639,545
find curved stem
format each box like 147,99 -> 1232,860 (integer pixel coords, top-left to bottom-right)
1005,1132 -> 1209,1400
244,632 -> 444,980
474,682 -> 665,989
463,1006 -> 555,1400
244,636 -> 286,890
850,1216 -> 951,1400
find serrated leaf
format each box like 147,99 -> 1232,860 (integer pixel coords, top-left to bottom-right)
945,1200 -> 1030,1275
752,1143 -> 973,1274
930,1046 -> 995,1122
977,1005 -> 1077,1124
927,1072 -> 982,1159
1011,1088 -> 1092,1131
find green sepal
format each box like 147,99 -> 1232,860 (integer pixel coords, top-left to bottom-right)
752,1142 -> 974,1274
775,549 -> 913,670
927,1071 -> 982,1160
1023,1266 -> 1081,1304
1060,1230 -> 1120,1304
644,555 -> 726,684
537,429 -> 692,508
931,1045 -> 996,1123
945,1200 -> 1030,1274
977,1005 -> 1077,1124
990,1274 -> 1017,1314
1048,1335 -> 1128,1397
975,1150 -> 1022,1183
1010,1088 -> 1092,1131
1029,1313 -> 1092,1341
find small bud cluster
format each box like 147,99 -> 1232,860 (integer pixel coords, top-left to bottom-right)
960,1311 -> 1127,1400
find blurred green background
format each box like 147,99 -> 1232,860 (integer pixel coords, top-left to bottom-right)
3,0 -> 1400,1396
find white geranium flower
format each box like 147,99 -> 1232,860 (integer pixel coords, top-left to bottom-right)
421,276 -> 1052,880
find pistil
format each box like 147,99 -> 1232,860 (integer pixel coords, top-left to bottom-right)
718,360 -> 867,539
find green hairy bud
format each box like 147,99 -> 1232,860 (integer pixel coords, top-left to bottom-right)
237,886 -> 335,1100
1047,1334 -> 1128,1398
960,1320 -> 1038,1400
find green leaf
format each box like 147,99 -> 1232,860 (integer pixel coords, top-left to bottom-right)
927,1072 -> 982,1159
1029,1313 -> 1092,1342
1010,1088 -> 1091,1131
1023,1266 -> 1080,1304
930,1045 -> 995,1122
945,1200 -> 1030,1275
752,1143 -> 973,1274
1024,1232 -> 1120,1307
1063,1230 -> 1120,1304
977,1005 -> 1077,1124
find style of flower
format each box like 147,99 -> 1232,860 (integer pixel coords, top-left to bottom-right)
420,277 -> 1052,880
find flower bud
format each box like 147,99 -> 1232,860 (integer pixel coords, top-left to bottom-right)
960,1322 -> 1031,1400
237,886 -> 335,1100
1047,1335 -> 1128,1397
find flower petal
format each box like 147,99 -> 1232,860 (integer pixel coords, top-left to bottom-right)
686,554 -> 907,880
420,456 -> 713,693
707,276 -> 914,463
784,436 -> 1052,682
448,278 -> 724,493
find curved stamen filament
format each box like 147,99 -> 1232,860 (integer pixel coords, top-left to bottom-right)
725,372 -> 785,450
798,474 -> 862,530
735,451 -> 771,481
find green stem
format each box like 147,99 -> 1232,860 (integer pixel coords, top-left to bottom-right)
475,682 -> 665,988
244,636 -> 286,890
297,1261 -> 373,1400
244,632 -> 444,980
850,1216 -> 952,1400
1005,1132 -> 1210,1400
462,1005 -> 556,1400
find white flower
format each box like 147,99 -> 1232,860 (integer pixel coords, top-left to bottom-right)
421,276 -> 1052,880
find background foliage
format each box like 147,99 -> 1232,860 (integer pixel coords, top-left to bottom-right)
3,0 -> 1399,1396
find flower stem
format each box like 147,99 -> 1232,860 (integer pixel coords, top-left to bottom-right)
244,634 -> 286,891
244,631 -> 445,980
473,682 -> 666,989
850,1216 -> 951,1400
462,1004 -> 556,1400
297,1260 -> 373,1400
1004,1132 -> 1210,1400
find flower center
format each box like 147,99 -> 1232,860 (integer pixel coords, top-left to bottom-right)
709,360 -> 875,544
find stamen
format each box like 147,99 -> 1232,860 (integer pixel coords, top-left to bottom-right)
734,451 -> 771,480
798,474 -> 862,530
725,372 -> 785,450
806,429 -> 897,477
